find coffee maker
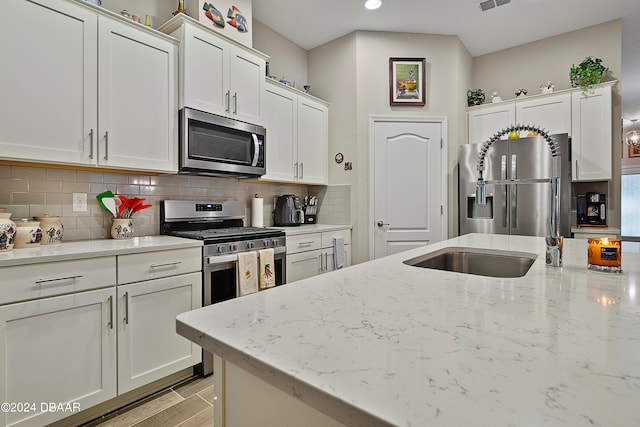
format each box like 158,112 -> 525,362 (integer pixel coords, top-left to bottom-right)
577,192 -> 606,226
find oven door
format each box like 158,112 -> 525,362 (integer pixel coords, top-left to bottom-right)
199,248 -> 285,376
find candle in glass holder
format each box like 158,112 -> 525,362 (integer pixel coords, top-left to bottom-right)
587,237 -> 622,273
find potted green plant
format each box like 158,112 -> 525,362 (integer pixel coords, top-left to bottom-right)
570,56 -> 608,89
467,89 -> 485,107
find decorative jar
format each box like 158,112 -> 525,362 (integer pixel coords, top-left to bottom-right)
587,237 -> 622,273
0,212 -> 17,252
14,219 -> 42,249
111,218 -> 134,239
37,215 -> 64,245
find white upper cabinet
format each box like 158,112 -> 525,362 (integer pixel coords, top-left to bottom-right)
467,102 -> 516,144
98,18 -> 178,172
571,83 -> 613,181
161,15 -> 266,125
515,93 -> 571,136
261,80 -> 328,185
0,0 -> 98,165
0,0 -> 178,173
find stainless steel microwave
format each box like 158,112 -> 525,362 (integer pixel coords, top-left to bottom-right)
179,108 -> 266,177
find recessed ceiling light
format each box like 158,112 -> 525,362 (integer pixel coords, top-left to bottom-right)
365,0 -> 381,10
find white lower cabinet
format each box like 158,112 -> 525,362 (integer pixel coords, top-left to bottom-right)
285,228 -> 351,283
0,245 -> 202,426
117,272 -> 202,394
0,287 -> 117,427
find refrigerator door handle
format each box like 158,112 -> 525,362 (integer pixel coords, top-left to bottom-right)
511,154 -> 517,228
501,155 -> 507,180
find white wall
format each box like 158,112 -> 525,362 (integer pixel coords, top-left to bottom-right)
253,20 -> 308,90
308,31 -> 472,263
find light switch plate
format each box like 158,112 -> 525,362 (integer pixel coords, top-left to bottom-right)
73,193 -> 87,212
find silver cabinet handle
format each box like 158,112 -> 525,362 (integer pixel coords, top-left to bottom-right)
575,160 -> 579,180
108,295 -> 114,330
300,162 -> 304,179
294,162 -> 299,178
104,131 -> 109,160
324,252 -> 328,271
318,253 -> 323,272
225,91 -> 230,113
124,292 -> 129,325
233,92 -> 238,114
298,241 -> 314,247
35,274 -> 83,284
150,261 -> 182,268
89,128 -> 94,159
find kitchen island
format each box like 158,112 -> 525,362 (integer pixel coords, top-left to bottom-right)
176,234 -> 640,426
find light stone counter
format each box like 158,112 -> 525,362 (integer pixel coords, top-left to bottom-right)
271,224 -> 352,235
0,236 -> 202,267
176,233 -> 640,426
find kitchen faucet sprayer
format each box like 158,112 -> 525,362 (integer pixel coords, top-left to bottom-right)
474,124 -> 563,267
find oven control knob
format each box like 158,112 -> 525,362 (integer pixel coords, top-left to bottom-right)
247,241 -> 254,249
217,246 -> 225,253
272,239 -> 279,246
263,240 -> 270,247
230,244 -> 237,251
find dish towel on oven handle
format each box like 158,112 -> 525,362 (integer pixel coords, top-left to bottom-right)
333,237 -> 345,269
258,248 -> 275,289
237,251 -> 258,296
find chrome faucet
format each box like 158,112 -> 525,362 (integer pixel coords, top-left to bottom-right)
475,124 -> 563,267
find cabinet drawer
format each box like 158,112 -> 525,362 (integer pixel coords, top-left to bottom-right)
0,257 -> 116,305
321,229 -> 351,248
286,233 -> 322,254
118,247 -> 202,284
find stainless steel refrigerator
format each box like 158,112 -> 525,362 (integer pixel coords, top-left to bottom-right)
458,133 -> 572,238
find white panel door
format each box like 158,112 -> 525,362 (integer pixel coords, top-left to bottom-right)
261,82 -> 297,182
182,24 -> 230,116
468,103 -> 515,144
571,85 -> 613,181
373,119 -> 445,259
98,17 -> 177,172
297,98 -> 328,185
117,273 -> 202,394
229,48 -> 265,125
0,0 -> 97,165
0,288 -> 116,427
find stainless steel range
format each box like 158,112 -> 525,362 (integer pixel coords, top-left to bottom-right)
160,200 -> 286,375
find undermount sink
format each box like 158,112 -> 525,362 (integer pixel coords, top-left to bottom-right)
403,247 -> 537,278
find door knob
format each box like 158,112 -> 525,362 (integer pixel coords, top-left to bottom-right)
377,221 -> 389,227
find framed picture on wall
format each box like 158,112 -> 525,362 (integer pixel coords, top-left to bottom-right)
629,144 -> 640,158
389,58 -> 426,106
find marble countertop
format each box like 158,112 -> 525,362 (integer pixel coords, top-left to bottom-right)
0,236 -> 202,267
176,233 -> 640,427
271,224 -> 352,235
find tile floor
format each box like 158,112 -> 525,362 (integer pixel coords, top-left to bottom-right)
82,376 -> 214,427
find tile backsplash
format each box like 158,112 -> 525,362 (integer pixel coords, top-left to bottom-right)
0,164 -> 350,242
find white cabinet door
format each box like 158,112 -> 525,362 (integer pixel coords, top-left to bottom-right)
286,249 -> 322,283
262,82 -> 297,182
117,272 -> 202,394
571,85 -> 613,181
297,97 -> 328,185
516,93 -> 572,136
229,48 -> 265,125
98,18 -> 177,172
178,20 -> 264,124
181,23 -> 230,117
468,103 -> 516,144
0,288 -> 117,427
0,0 -> 97,166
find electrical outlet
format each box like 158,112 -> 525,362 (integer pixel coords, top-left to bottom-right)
73,193 -> 87,212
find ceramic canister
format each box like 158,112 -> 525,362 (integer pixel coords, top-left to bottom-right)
111,218 -> 134,239
36,214 -> 64,245
0,212 -> 17,252
14,219 -> 43,249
